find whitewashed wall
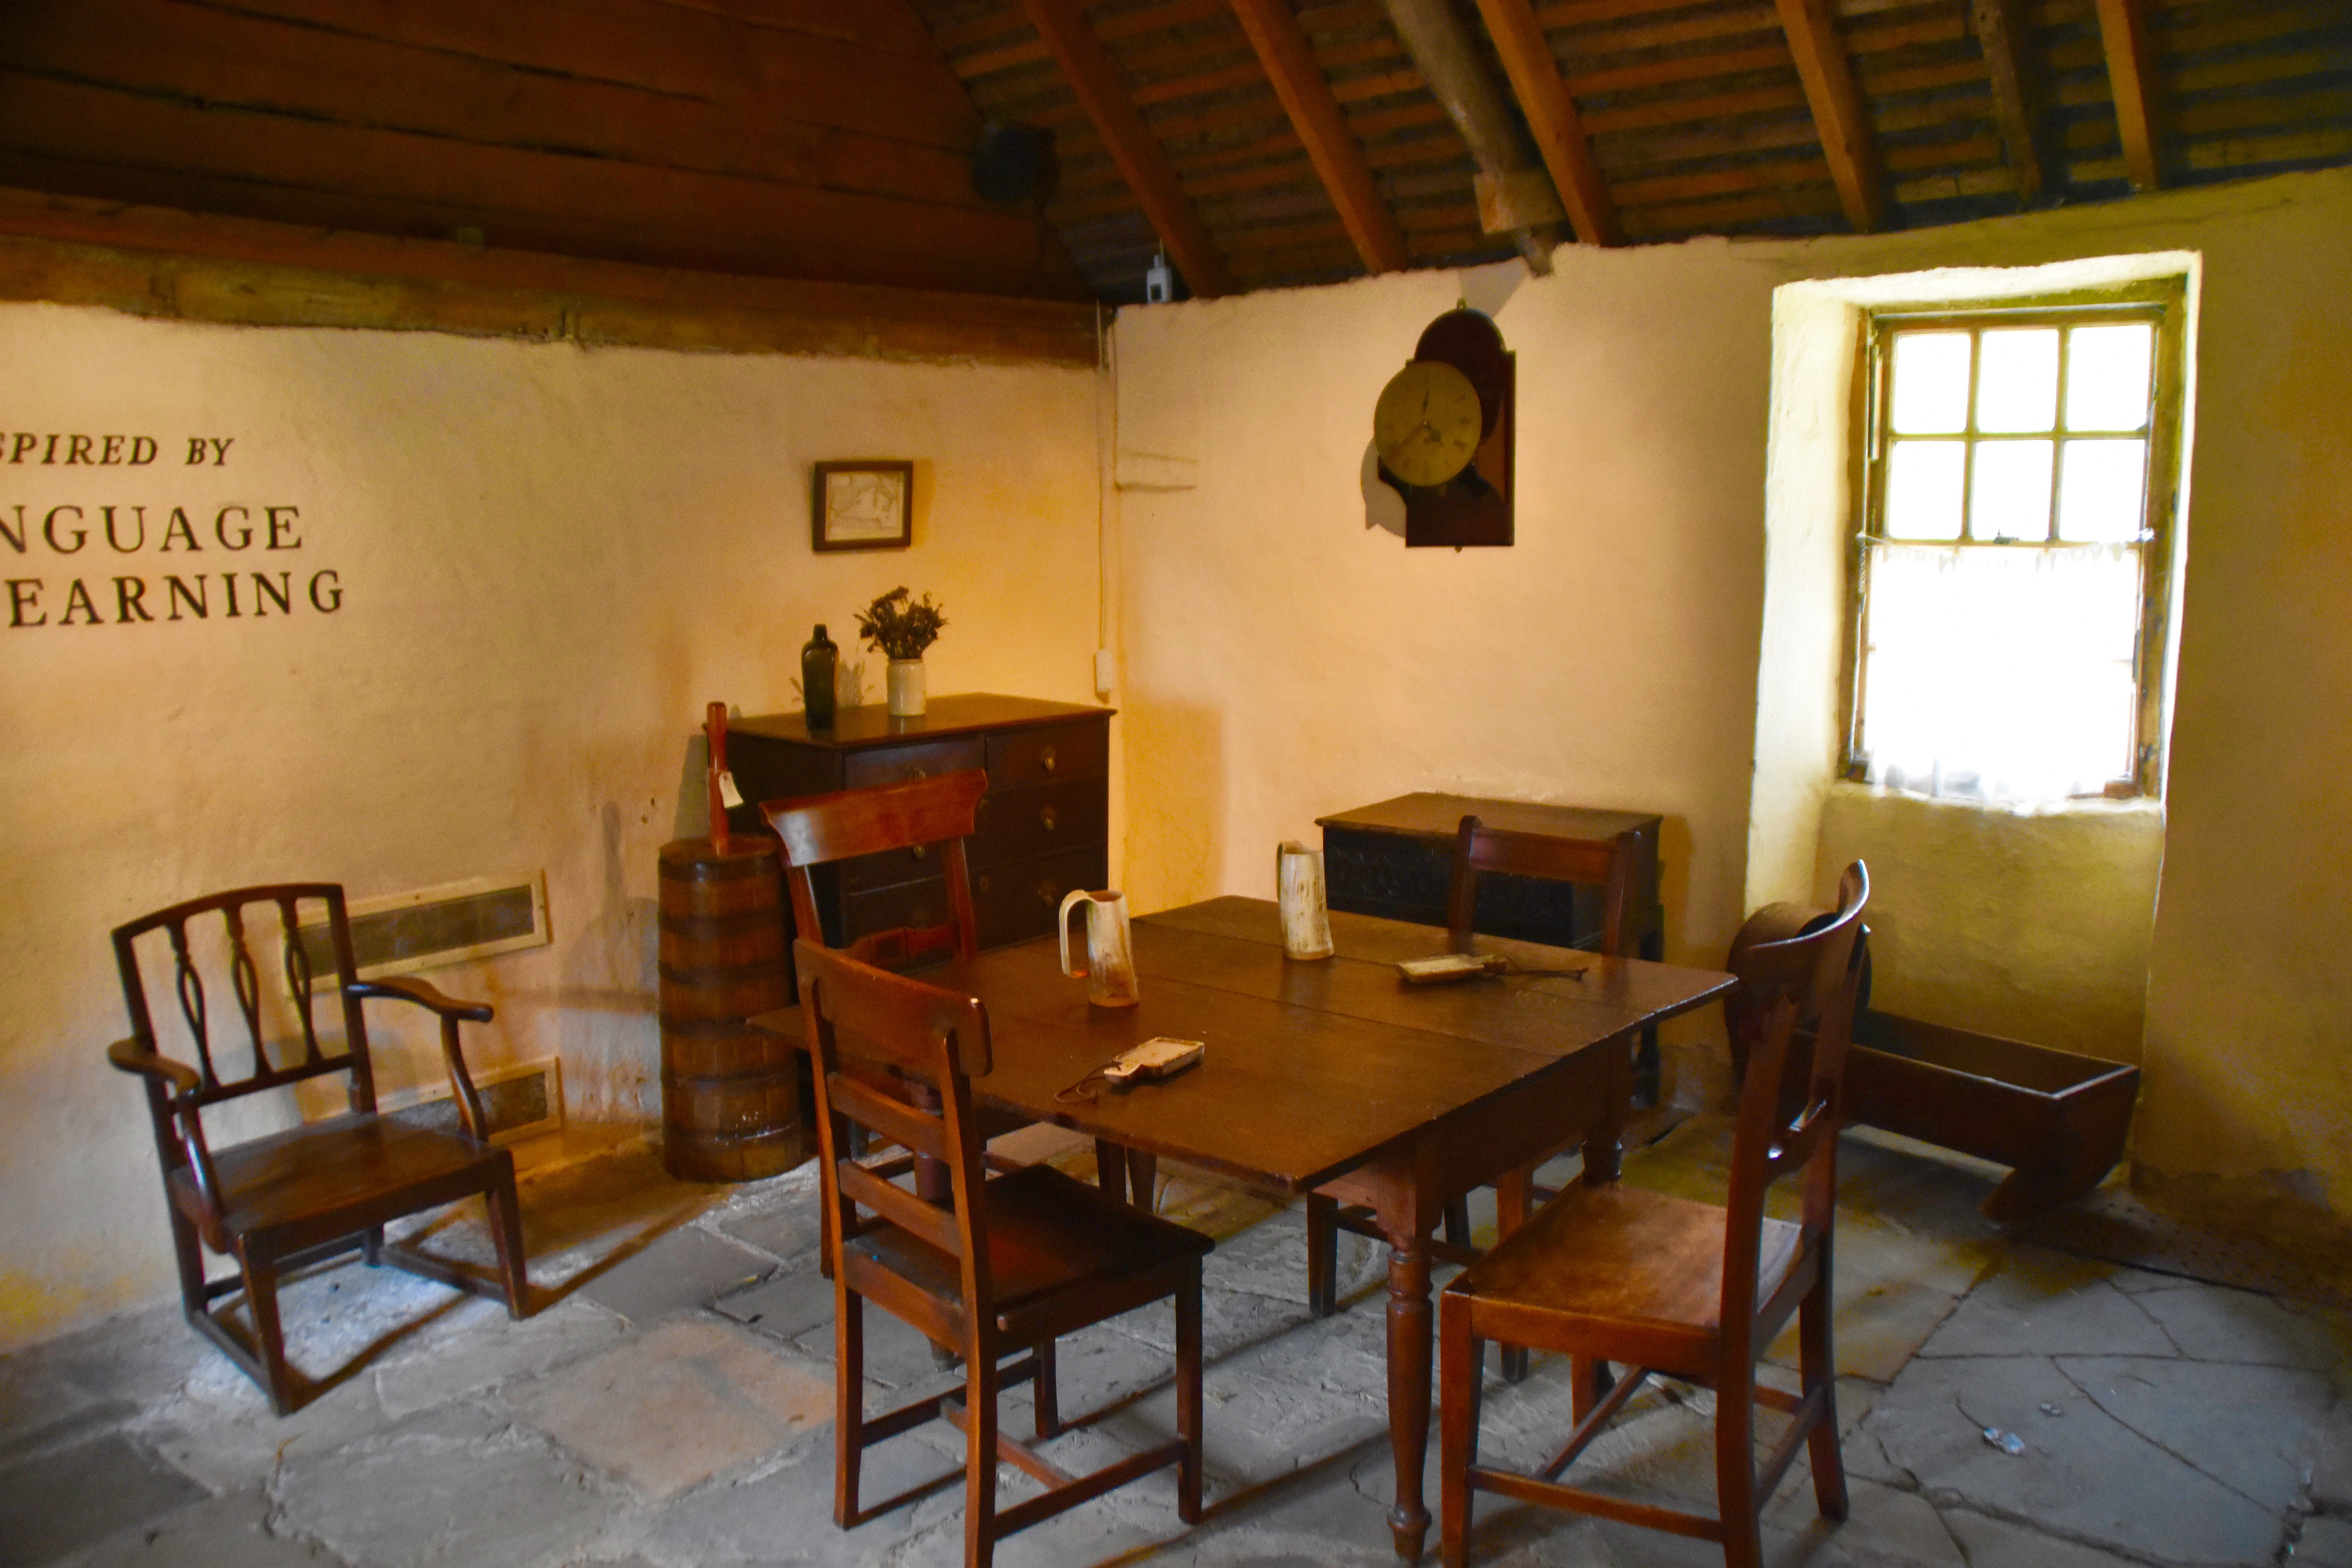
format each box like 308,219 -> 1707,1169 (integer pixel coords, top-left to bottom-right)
0,307 -> 1102,1346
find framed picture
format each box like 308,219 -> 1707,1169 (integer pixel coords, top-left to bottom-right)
812,460 -> 913,552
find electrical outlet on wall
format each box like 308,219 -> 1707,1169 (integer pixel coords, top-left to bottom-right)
1094,648 -> 1114,694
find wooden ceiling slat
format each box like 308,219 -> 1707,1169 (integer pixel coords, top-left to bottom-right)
1862,58 -> 2005,97
0,0 -> 996,215
1612,154 -> 1832,206
1131,59 -> 1274,108
1617,181 -> 1844,236
2155,4 -> 2352,58
1775,0 -> 1890,228
1543,6 -> 1782,59
1971,0 -> 2050,201
1349,100 -> 1455,136
1230,0 -> 1412,271
1891,164 -> 2019,201
1583,83 -> 1813,135
671,0 -> 945,54
1566,43 -> 1795,99
2168,86 -> 2352,139
209,0 -> 982,150
2184,125 -> 2352,171
1018,0 -> 1236,295
2093,0 -> 2163,187
1475,0 -> 1621,243
0,71 -> 1055,278
0,145 -> 1063,297
1846,11 -> 1973,53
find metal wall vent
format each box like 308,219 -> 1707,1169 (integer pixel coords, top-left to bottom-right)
296,872 -> 550,983
385,1058 -> 564,1146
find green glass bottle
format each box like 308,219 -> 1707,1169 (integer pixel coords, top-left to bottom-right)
800,624 -> 838,729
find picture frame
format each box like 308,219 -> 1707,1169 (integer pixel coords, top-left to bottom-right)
811,459 -> 914,552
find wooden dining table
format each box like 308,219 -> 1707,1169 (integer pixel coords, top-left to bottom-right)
755,895 -> 1734,1560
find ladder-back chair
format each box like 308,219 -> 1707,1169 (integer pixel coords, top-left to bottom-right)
761,769 -> 1139,1205
1437,862 -> 1869,1568
1305,814 -> 1648,1320
105,883 -> 529,1415
795,939 -> 1210,1568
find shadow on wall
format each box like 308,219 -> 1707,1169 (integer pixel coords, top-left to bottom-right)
557,798 -> 659,1123
1120,700 -> 1225,914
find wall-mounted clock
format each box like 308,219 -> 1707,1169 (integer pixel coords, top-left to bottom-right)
1374,360 -> 1483,487
1373,308 -> 1515,548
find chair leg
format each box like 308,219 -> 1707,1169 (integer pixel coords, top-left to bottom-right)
1569,1354 -> 1604,1424
834,1288 -> 866,1528
1033,1337 -> 1061,1441
1714,1364 -> 1762,1568
1438,1290 -> 1482,1568
1305,1193 -> 1338,1318
167,1206 -> 209,1323
1443,1195 -> 1472,1250
361,1224 -> 384,1267
1495,1163 -> 1534,1383
238,1246 -> 296,1417
487,1168 -> 530,1318
1801,1279 -> 1849,1521
1176,1269 -> 1203,1524
963,1343 -> 1000,1568
1127,1149 -> 1159,1210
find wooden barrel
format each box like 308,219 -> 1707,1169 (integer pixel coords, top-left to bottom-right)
657,835 -> 801,1181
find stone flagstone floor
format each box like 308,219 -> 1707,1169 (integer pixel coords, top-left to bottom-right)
5,1118 -> 2352,1568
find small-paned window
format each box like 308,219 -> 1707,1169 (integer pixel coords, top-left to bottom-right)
1845,285 -> 2186,802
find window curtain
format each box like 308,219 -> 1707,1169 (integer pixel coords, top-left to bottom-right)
1857,543 -> 2143,803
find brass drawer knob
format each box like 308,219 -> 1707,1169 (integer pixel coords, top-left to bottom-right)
1039,805 -> 1058,832
911,843 -> 928,860
1036,881 -> 1059,906
1039,744 -> 1056,772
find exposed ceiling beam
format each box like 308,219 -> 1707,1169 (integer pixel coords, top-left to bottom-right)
1970,0 -> 2047,205
1018,0 -> 1236,298
1471,0 -> 1619,247
2093,0 -> 2162,191
1380,0 -> 1560,271
1774,0 -> 1886,232
1227,0 -> 1412,274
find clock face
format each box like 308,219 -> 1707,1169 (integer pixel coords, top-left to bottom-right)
1374,360 -> 1483,488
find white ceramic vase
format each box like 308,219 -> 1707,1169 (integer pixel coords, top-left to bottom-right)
886,657 -> 927,717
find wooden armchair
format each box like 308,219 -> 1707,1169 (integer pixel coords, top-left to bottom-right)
1437,863 -> 1869,1568
795,939 -> 1209,1568
1305,814 -> 1647,1320
105,883 -> 529,1416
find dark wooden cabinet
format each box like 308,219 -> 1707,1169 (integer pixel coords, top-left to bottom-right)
1317,793 -> 1664,957
726,693 -> 1113,954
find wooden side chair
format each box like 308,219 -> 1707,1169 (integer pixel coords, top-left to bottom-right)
1304,814 -> 1647,1319
760,769 -> 1139,1205
795,939 -> 1209,1568
105,883 -> 529,1416
1436,862 -> 1869,1568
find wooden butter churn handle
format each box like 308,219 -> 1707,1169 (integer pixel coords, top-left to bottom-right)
705,701 -> 730,854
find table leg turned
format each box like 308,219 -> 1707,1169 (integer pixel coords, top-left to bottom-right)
1384,1230 -> 1434,1560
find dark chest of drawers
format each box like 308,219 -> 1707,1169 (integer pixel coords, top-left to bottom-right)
724,693 -> 1112,953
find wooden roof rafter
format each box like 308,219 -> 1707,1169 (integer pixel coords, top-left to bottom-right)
1227,0 -> 1412,272
1018,0 -> 1238,297
1472,0 -> 1621,246
2094,0 -> 2163,190
1970,0 -> 2049,204
1774,0 -> 1889,231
